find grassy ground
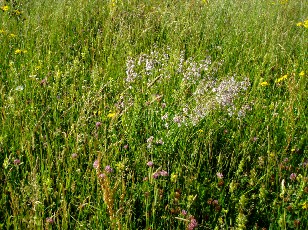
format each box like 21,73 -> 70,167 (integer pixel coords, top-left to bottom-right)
0,0 -> 307,229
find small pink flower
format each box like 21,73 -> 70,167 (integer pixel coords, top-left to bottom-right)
13,159 -> 21,165
95,122 -> 102,128
105,165 -> 113,173
181,209 -> 187,216
188,216 -> 198,230
147,161 -> 154,167
71,153 -> 78,159
99,173 -> 106,179
153,172 -> 160,179
216,172 -> 223,179
93,160 -> 99,169
290,173 -> 297,181
160,170 -> 168,177
46,217 -> 54,224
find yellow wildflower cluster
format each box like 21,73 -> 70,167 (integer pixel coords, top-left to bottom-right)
296,19 -> 308,28
299,71 -> 305,77
1,5 -> 9,11
275,74 -> 288,83
15,49 -> 27,54
107,112 -> 116,118
260,81 -> 269,87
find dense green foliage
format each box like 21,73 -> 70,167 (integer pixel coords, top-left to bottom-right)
0,0 -> 307,229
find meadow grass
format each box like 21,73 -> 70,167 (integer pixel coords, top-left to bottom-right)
0,0 -> 307,229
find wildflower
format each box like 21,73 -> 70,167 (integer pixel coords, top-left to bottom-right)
123,144 -> 129,150
0,29 -> 5,34
161,113 -> 168,120
93,160 -> 99,169
15,49 -> 27,54
147,161 -> 154,167
170,173 -> 178,182
187,216 -> 198,230
147,136 -> 154,143
13,159 -> 21,165
46,217 -> 54,224
15,49 -> 22,54
216,172 -> 224,179
105,165 -> 113,173
1,5 -> 9,11
15,85 -> 24,91
71,153 -> 78,159
99,173 -> 106,179
275,74 -> 288,83
304,19 -> 308,28
299,71 -> 305,77
95,122 -> 102,128
212,200 -> 219,206
107,112 -> 116,118
152,172 -> 160,179
296,22 -> 303,27
160,170 -> 168,176
260,81 -> 269,86
302,201 -> 308,210
290,173 -> 297,181
156,138 -> 164,145
181,209 -> 187,216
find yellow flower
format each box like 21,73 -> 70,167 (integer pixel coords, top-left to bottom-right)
296,22 -> 303,27
15,49 -> 27,54
0,29 -> 5,34
15,49 -> 22,54
304,20 -> 308,28
275,74 -> 288,83
107,112 -> 116,118
9,33 -> 16,38
260,81 -> 269,86
1,5 -> 9,11
299,71 -> 305,77
302,201 -> 308,210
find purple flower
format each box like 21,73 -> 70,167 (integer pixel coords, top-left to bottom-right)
123,144 -> 129,150
13,159 -> 21,165
99,173 -> 106,179
153,172 -> 160,179
105,165 -> 113,173
93,160 -> 99,169
96,122 -> 102,128
216,172 -> 224,179
212,200 -> 219,206
71,153 -> 78,159
290,173 -> 297,181
160,170 -> 168,177
46,217 -> 54,224
188,216 -> 198,230
147,161 -> 154,167
181,209 -> 187,216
